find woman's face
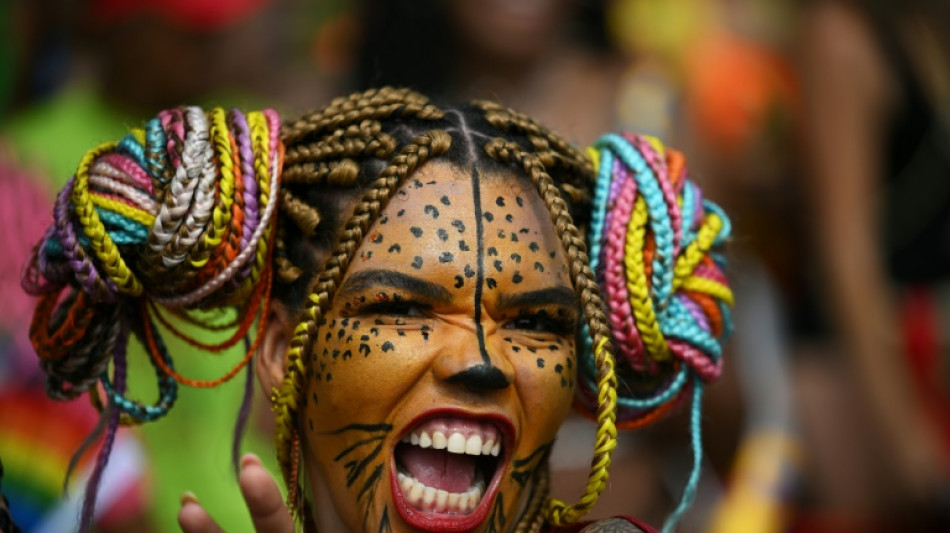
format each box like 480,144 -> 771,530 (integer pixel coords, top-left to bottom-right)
300,162 -> 578,532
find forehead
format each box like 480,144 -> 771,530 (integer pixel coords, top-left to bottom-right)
343,161 -> 570,292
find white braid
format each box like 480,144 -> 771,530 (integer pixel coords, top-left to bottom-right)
163,107 -> 217,268
147,110 -> 203,258
154,144 -> 280,308
88,173 -> 158,214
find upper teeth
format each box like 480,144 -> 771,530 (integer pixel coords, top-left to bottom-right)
402,430 -> 500,457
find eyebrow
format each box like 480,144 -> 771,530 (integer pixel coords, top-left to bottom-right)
338,269 -> 452,303
496,286 -> 578,311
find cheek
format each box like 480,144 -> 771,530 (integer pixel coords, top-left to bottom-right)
302,318 -> 436,433
511,340 -> 576,438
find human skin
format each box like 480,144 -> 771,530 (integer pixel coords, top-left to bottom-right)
259,161 -> 580,532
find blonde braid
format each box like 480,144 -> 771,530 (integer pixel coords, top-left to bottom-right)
279,190 -> 322,237
273,224 -> 304,284
484,137 -> 619,527
273,128 -> 452,516
282,87 -> 442,144
283,120 -> 396,168
476,102 -> 594,210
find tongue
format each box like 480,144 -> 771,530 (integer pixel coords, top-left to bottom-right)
399,446 -> 476,494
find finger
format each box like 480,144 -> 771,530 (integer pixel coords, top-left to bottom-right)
178,492 -> 226,533
238,453 -> 295,533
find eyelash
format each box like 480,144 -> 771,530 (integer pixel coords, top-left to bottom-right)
503,310 -> 577,335
356,299 -> 429,318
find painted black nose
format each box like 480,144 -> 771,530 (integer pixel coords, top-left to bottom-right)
446,364 -> 510,391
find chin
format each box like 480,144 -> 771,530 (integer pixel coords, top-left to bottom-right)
388,407 -> 514,532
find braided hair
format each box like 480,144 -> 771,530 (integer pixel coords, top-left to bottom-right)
23,87 -> 732,533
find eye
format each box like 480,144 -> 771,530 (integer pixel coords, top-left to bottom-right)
503,311 -> 575,335
359,300 -> 428,318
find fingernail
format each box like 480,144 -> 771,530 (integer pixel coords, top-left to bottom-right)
180,491 -> 199,506
240,453 -> 261,470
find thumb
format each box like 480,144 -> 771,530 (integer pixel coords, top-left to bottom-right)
178,492 -> 226,533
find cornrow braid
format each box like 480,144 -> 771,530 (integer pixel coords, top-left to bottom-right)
283,120 -> 397,167
282,87 -> 442,144
475,100 -> 595,203
514,463 -> 551,533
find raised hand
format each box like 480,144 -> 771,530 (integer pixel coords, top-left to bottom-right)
178,454 -> 294,533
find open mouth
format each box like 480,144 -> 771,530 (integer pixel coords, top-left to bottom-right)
390,411 -> 511,531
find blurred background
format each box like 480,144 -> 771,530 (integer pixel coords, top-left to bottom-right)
1,0 -> 949,531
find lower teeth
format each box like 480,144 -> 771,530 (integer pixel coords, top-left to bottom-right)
397,472 -> 485,513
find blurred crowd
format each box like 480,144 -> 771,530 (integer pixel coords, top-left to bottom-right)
1,0 -> 948,531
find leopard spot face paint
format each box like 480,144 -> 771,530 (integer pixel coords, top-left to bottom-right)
301,162 -> 577,533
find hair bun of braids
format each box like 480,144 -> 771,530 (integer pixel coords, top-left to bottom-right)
23,106 -> 282,409
579,132 -> 733,429
573,132 -> 733,532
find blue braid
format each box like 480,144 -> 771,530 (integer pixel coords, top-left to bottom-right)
144,117 -> 168,182
599,135 -> 677,309
662,379 -> 705,533
117,134 -> 148,170
100,316 -> 178,422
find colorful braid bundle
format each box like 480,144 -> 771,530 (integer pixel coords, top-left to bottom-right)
21,106 -> 282,532
582,133 -> 733,533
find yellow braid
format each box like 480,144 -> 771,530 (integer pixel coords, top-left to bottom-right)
624,196 -> 670,360
242,111 -> 274,296
192,107 -> 236,268
682,277 -> 734,306
672,213 -> 723,290
89,196 -> 156,227
274,283 -> 328,514
546,336 -> 618,525
72,141 -> 144,296
585,146 -> 600,171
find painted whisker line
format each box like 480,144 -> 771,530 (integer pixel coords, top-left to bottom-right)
342,441 -> 384,487
378,507 -> 393,533
327,422 -> 394,435
333,434 -> 388,461
486,492 -> 506,533
358,462 -> 385,502
358,464 -> 385,532
511,441 -> 554,468
511,441 -> 553,487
